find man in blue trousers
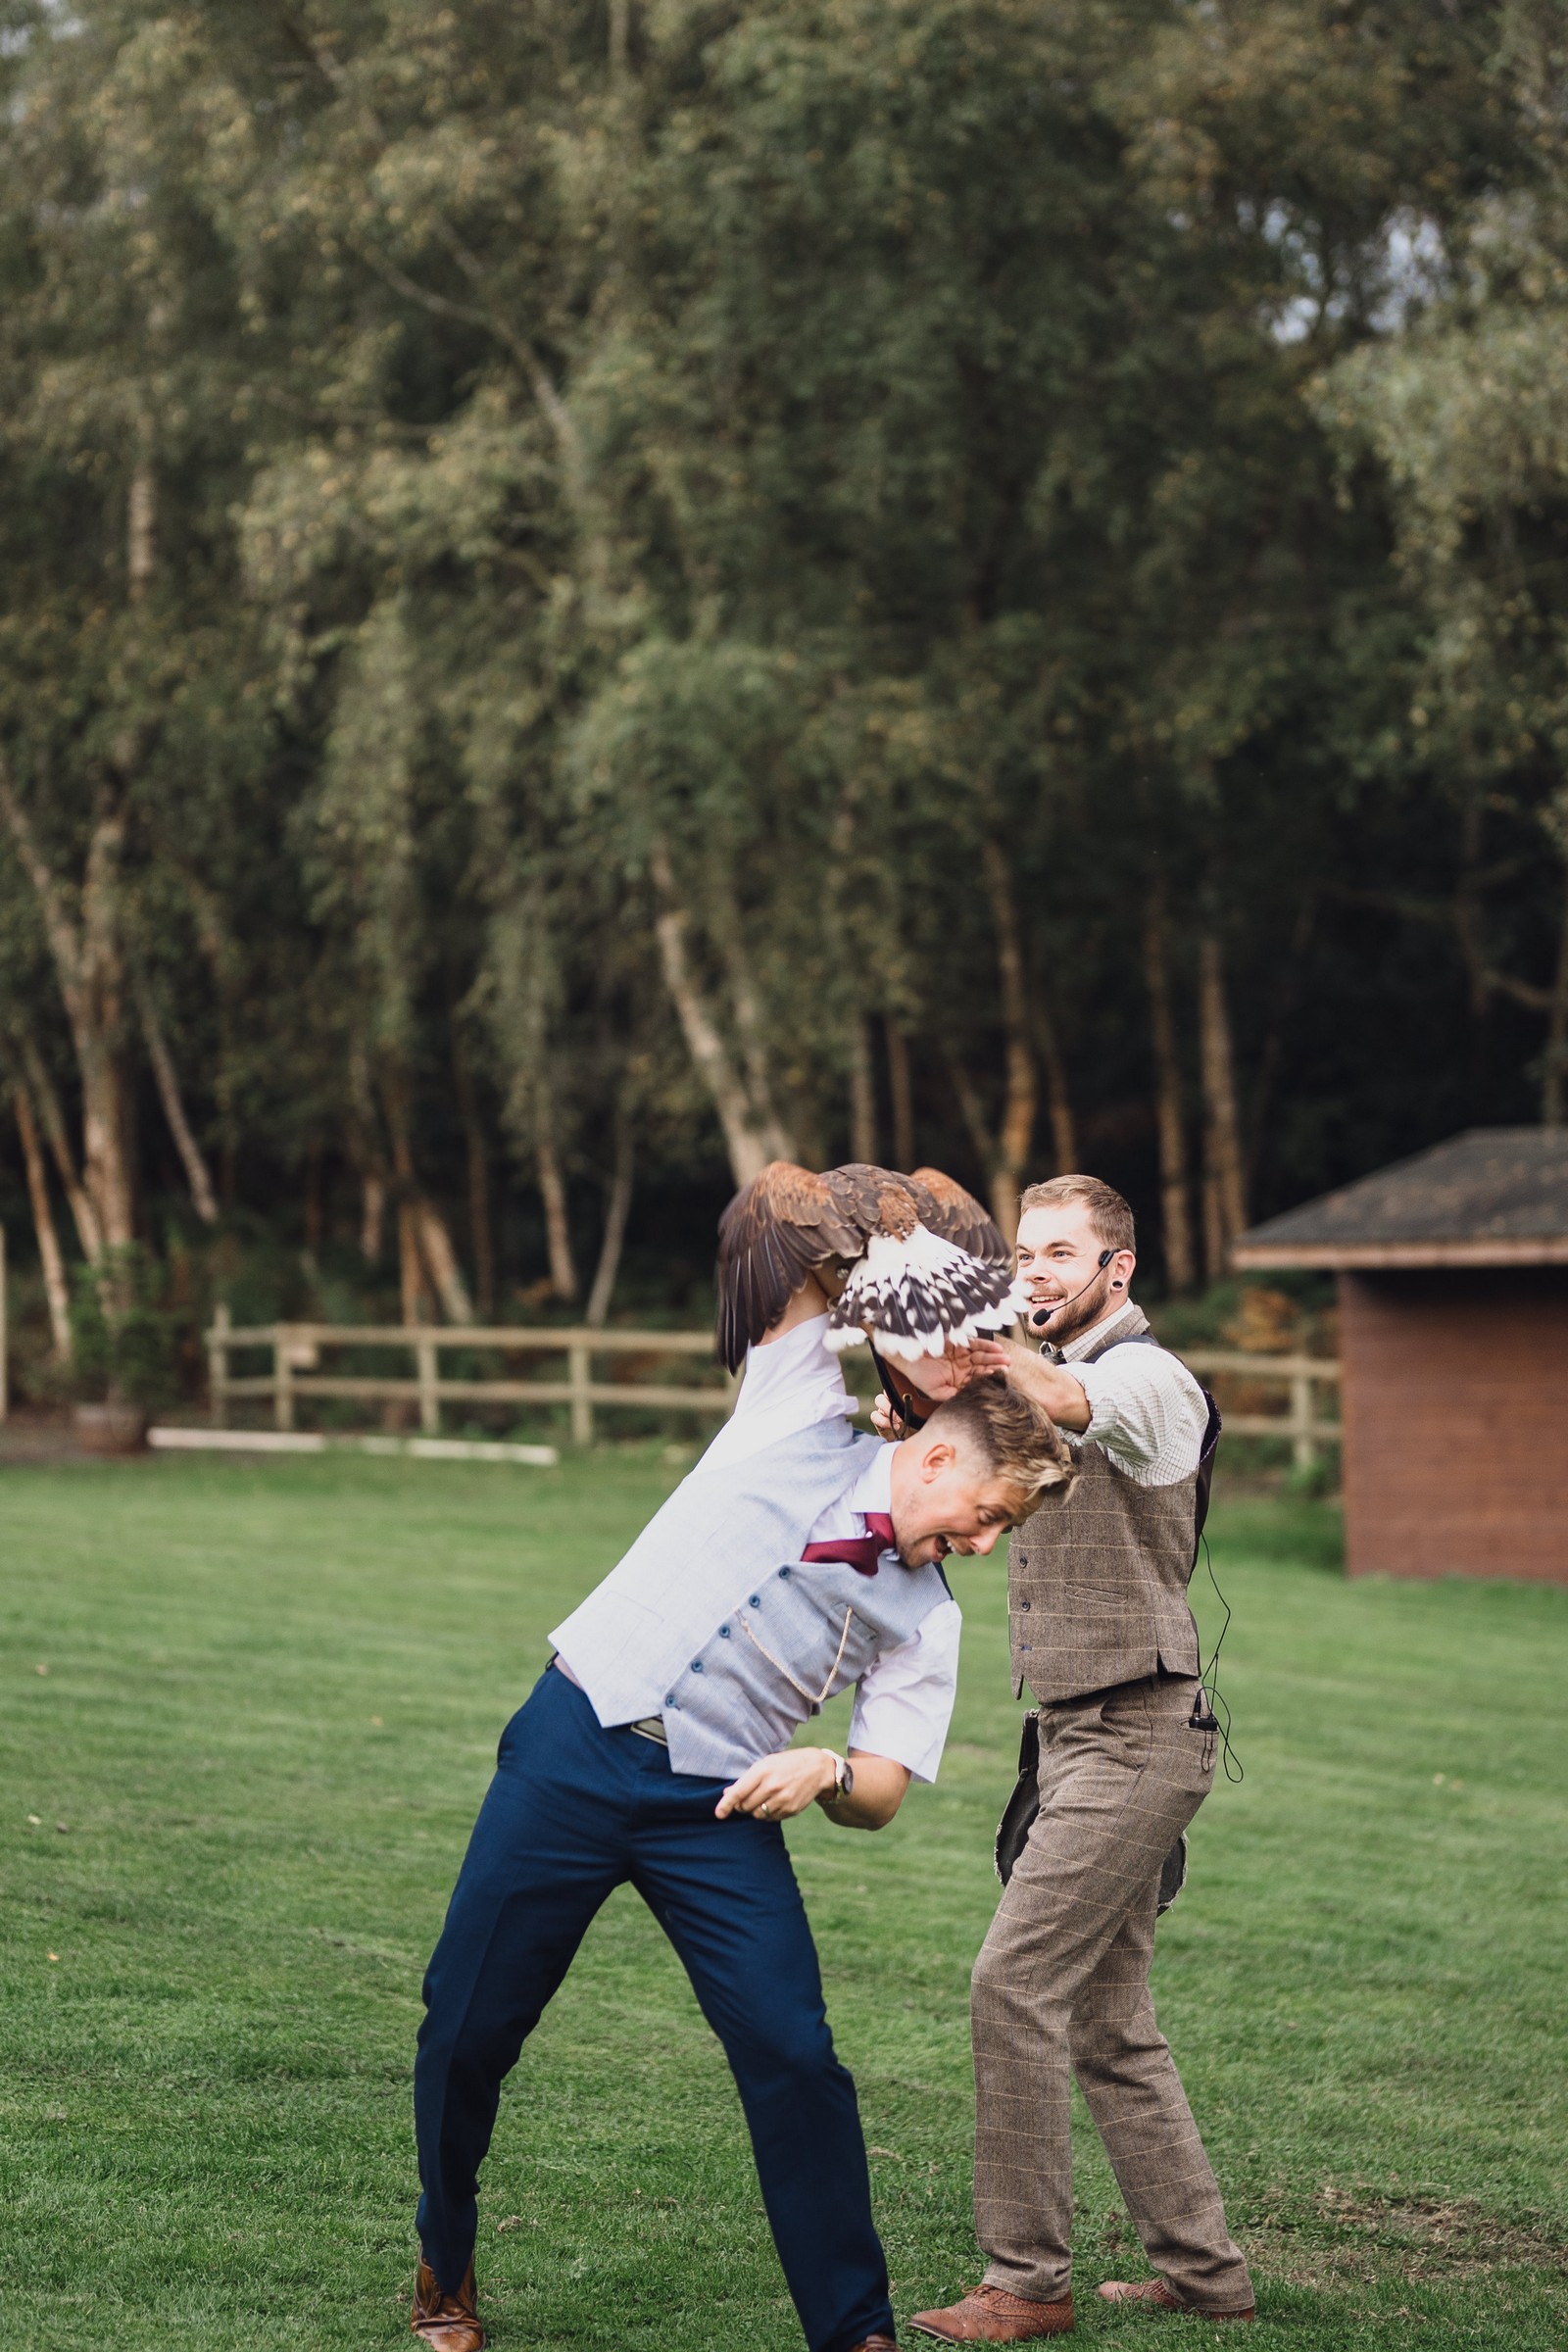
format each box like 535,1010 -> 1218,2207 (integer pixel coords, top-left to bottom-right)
411,1274 -> 1073,2352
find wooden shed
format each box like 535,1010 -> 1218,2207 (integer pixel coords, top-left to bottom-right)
1232,1129 -> 1568,1583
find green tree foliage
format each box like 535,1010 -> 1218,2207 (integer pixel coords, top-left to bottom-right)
1330,0 -> 1568,1119
0,0 -> 1559,1379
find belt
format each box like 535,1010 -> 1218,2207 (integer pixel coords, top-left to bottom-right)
551,1654 -> 668,1745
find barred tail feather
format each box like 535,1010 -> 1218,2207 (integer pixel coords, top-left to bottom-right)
824,1225 -> 1026,1360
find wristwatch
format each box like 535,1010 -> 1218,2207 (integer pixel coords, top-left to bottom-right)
816,1750 -> 855,1806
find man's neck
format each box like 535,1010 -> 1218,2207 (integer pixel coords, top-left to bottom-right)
1049,1293 -> 1137,1358
757,1276 -> 831,1347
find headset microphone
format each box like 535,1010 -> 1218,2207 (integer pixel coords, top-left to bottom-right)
1028,1250 -> 1115,1331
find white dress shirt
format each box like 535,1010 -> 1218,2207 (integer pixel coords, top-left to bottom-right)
1048,1300 -> 1210,1489
698,1315 -> 961,1782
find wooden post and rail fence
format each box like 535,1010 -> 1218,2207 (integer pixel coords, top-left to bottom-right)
204,1307 -> 1343,1469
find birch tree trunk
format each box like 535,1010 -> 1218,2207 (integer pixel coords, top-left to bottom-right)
452,1023 -> 496,1317
16,1027 -> 101,1261
978,829 -> 1040,1241
609,0 -> 631,78
133,968 -> 219,1224
1036,1004 -> 1078,1174
384,1075 -> 475,1321
182,875 -> 240,1209
65,807 -> 136,1250
849,1013 -> 877,1163
0,771 -> 137,1250
1199,929 -> 1249,1269
534,1070 -> 579,1301
128,436 -> 156,604
1143,880 -> 1197,1292
649,835 -> 793,1186
303,1144 -> 324,1263
361,1169 -> 387,1263
12,1079 -> 73,1356
886,1017 -> 915,1172
398,1199 -> 426,1326
585,1103 -> 634,1327
718,918 -> 790,1154
415,1200 -> 477,1324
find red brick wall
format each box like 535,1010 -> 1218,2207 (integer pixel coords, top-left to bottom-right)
1339,1268 -> 1568,1582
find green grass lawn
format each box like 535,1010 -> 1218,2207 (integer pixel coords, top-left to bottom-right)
3,1452 -> 1565,2351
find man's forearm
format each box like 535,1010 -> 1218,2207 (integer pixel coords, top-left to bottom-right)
995,1337 -> 1092,1430
817,1750 -> 911,1831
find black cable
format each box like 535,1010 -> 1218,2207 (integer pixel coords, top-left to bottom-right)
1196,1532 -> 1243,1784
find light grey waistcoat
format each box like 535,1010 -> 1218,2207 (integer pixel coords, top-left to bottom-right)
550,1417 -> 952,1780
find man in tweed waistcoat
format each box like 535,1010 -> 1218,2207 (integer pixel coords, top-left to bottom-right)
410,1273 -> 1074,2352
913,1176 -> 1255,2341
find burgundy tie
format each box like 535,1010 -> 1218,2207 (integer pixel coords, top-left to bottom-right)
801,1511 -> 896,1578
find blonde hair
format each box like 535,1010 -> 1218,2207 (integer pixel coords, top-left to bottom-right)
1017,1173 -> 1135,1257
925,1378 -> 1077,1514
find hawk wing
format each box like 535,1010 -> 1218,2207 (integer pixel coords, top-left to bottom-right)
825,1163 -> 1023,1361
715,1161 -> 866,1371
821,1162 -> 920,1239
905,1167 -> 1010,1264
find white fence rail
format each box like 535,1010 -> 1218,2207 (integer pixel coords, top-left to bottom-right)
205,1310 -> 1341,1465
1180,1349 -> 1341,1471
207,1309 -> 736,1447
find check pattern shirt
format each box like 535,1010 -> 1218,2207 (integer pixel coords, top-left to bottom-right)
1046,1300 -> 1209,1489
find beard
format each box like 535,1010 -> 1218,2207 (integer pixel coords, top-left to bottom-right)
1026,1270 -> 1113,1348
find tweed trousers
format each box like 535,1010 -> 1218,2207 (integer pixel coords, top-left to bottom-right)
971,1673 -> 1253,2314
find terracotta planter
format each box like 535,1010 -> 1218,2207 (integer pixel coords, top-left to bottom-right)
72,1401 -> 151,1454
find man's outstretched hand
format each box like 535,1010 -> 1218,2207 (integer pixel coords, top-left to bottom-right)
870,1336 -> 1013,1436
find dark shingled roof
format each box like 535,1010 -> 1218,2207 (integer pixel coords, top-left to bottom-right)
1232,1128 -> 1568,1268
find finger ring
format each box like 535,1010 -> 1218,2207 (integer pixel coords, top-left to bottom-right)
758,1801 -> 771,1818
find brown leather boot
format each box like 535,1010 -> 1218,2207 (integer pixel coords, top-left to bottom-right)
412,2256 -> 486,2350
910,2283 -> 1074,2341
1098,2279 -> 1253,2322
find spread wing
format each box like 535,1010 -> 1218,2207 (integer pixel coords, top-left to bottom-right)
715,1161 -> 866,1371
824,1164 -> 1023,1361
905,1167 -> 1010,1264
821,1161 -> 920,1239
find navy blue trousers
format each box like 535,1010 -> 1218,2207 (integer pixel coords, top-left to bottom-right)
415,1665 -> 895,2352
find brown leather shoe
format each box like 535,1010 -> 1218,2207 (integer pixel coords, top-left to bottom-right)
910,2283 -> 1074,2341
412,2256 -> 486,2350
850,2338 -> 900,2350
1098,2279 -> 1253,2322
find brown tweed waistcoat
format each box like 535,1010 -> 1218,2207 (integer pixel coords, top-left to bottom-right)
1009,1307 -> 1216,1703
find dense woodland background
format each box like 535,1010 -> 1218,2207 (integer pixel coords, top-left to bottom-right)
3,0 -> 1568,1397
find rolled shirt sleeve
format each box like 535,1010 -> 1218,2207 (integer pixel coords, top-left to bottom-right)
848,1596 -> 961,1783
1066,1346 -> 1211,1488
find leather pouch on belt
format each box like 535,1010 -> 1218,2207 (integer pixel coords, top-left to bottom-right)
993,1707 -> 1188,1914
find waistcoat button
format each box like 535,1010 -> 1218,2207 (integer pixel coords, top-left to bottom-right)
748,1594 -> 761,1607
1015,1553 -> 1027,1568
1017,1598 -> 1032,1611
718,1625 -> 731,1638
778,1567 -> 791,1580
664,1693 -> 677,1707
691,1659 -> 704,1672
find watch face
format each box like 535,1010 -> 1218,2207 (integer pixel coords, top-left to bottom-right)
840,1761 -> 855,1798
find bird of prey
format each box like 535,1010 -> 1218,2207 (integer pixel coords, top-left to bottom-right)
715,1161 -> 1023,1371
